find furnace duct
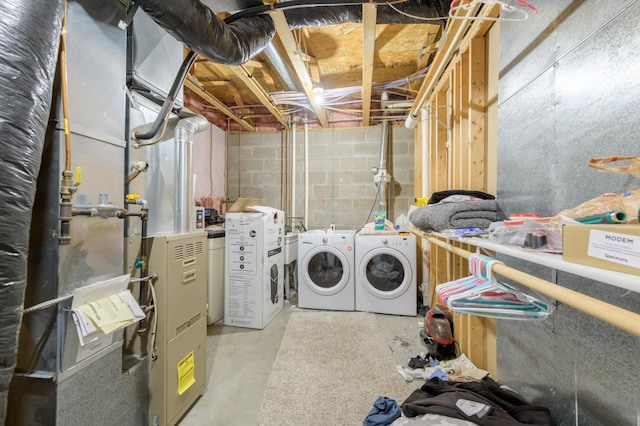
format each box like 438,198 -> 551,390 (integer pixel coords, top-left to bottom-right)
0,0 -> 65,421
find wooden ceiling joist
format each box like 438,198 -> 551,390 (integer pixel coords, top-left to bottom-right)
184,78 -> 255,132
270,9 -> 329,128
234,64 -> 290,129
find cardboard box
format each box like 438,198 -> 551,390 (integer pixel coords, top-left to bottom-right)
224,206 -> 284,329
562,224 -> 640,275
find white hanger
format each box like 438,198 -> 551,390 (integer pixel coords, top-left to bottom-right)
449,0 -> 529,22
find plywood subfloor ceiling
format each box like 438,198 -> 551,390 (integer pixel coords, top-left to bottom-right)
184,2 -> 445,132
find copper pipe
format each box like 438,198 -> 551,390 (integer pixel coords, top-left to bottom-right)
60,1 -> 71,172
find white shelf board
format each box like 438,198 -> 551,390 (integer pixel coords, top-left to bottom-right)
434,234 -> 640,293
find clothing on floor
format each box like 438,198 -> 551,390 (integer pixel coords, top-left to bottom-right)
364,396 -> 402,426
401,377 -> 554,426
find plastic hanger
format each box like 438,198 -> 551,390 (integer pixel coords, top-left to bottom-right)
448,255 -> 553,320
435,254 -> 491,305
436,275 -> 484,305
444,254 -> 553,320
449,0 -> 529,22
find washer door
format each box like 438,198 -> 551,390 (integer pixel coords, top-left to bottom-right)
302,246 -> 350,296
360,248 -> 412,299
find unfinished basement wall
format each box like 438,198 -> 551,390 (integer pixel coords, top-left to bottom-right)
496,1 -> 640,424
227,126 -> 414,231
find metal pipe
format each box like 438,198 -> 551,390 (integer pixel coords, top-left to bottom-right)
139,207 -> 149,333
379,118 -> 389,212
174,115 -> 208,233
125,196 -> 150,333
421,106 -> 429,196
304,119 -> 309,228
292,122 -> 296,219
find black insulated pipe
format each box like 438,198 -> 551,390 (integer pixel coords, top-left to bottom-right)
133,0 -> 276,66
228,0 -> 450,26
133,0 -> 448,67
0,0 -> 65,422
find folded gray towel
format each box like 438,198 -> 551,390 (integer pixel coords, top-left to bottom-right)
409,200 -> 498,232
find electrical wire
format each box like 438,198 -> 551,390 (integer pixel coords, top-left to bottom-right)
148,278 -> 159,361
133,106 -> 172,148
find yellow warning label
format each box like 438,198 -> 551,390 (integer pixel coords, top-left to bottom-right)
177,351 -> 196,395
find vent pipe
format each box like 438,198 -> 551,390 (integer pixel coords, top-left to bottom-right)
174,115 -> 209,233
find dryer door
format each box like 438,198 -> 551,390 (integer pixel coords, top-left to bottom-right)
359,248 -> 412,299
302,246 -> 351,296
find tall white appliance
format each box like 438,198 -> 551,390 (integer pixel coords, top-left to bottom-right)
355,232 -> 417,316
207,227 -> 225,325
298,230 -> 356,311
224,206 -> 284,329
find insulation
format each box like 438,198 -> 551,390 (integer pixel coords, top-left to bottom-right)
0,0 -> 65,421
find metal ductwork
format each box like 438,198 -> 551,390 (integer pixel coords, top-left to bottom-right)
133,0 -> 449,66
174,115 -> 209,233
0,0 -> 65,422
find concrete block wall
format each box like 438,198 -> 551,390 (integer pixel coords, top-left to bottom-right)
228,125 -> 414,231
227,132 -> 284,208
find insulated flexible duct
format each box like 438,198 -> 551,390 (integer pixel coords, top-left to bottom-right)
227,0 -> 449,26
133,0 -> 276,66
0,0 -> 65,422
133,0 -> 448,66
283,0 -> 449,27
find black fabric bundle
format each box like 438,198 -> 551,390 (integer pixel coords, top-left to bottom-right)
428,190 -> 496,205
401,377 -> 554,426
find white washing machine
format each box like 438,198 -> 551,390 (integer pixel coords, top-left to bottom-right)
355,233 -> 417,316
298,230 -> 356,311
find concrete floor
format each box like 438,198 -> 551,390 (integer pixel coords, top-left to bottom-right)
177,293 -> 427,426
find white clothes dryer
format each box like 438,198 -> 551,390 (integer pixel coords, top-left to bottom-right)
355,233 -> 417,316
298,230 -> 356,311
